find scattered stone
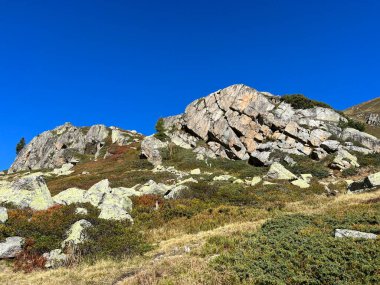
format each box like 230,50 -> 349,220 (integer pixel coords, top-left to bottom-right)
0,237 -> 24,259
233,179 -> 244,184
98,205 -> 133,222
75,207 -> 88,215
331,149 -> 359,170
263,181 -> 277,186
62,219 -> 92,248
365,172 -> 380,188
177,177 -> 198,185
300,174 -> 313,183
164,185 -> 189,199
213,175 -> 235,181
53,188 -> 86,205
52,163 -> 74,176
311,147 -> 328,161
137,180 -> 170,195
266,162 -> 297,180
251,176 -> 262,186
0,207 -> 8,223
335,229 -> 377,239
84,179 -> 111,207
43,249 -> 67,268
291,179 -> 310,188
284,155 -> 296,166
190,168 -> 201,175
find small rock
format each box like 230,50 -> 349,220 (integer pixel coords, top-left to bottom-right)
321,140 -> 341,153
263,181 -> 277,186
251,176 -> 262,186
233,179 -> 244,184
213,175 -> 235,181
0,237 -> 24,259
0,207 -> 8,223
75,207 -> 88,215
190,168 -> 201,175
284,155 -> 296,166
43,249 -> 67,268
300,174 -> 313,183
291,179 -> 310,189
266,162 -> 297,180
335,229 -> 377,239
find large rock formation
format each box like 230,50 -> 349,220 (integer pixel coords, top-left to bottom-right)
153,84 -> 380,166
9,123 -> 142,173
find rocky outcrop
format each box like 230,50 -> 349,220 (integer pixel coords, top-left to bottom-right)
9,123 -> 142,173
0,237 -> 24,259
158,84 -> 379,166
0,174 -> 54,210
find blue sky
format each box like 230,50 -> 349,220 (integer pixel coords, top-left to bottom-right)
0,0 -> 379,170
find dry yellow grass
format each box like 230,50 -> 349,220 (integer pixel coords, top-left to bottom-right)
1,189 -> 378,285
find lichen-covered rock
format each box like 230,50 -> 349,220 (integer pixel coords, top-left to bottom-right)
335,229 -> 377,239
266,162 -> 297,180
0,237 -> 24,259
62,219 -> 92,248
135,180 -> 170,195
53,188 -> 86,205
213,175 -> 235,181
0,174 -> 54,210
164,185 -> 189,199
251,176 -> 262,186
140,136 -> 168,166
0,207 -> 8,223
43,249 -> 67,268
84,179 -> 111,207
52,163 -> 74,176
101,193 -> 133,212
98,205 -> 133,222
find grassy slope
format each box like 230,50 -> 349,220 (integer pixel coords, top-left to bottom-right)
0,142 -> 379,284
345,97 -> 380,138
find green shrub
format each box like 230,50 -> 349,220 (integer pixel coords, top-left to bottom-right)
154,118 -> 168,141
342,167 -> 359,177
287,155 -> 330,178
206,209 -> 380,284
79,220 -> 152,258
338,118 -> 366,132
282,94 -> 332,109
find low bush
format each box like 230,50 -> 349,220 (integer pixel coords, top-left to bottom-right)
282,94 -> 332,109
154,118 -> 169,141
338,118 -> 366,132
205,205 -> 380,284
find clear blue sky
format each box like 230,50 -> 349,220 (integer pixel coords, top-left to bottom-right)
0,0 -> 379,170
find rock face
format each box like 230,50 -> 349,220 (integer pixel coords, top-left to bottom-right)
0,174 -> 54,210
9,123 -> 142,173
158,84 -> 380,166
335,229 -> 377,239
0,237 -> 24,258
